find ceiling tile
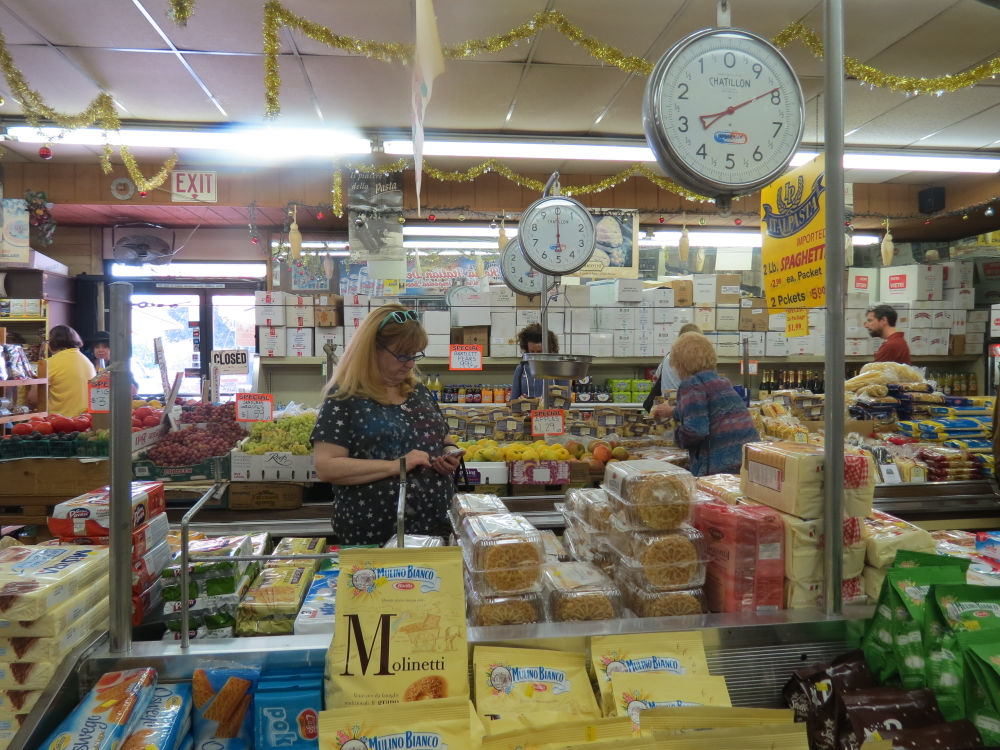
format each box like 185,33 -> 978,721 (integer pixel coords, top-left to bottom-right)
915,104 -> 1000,150
506,65 -> 631,134
2,0 -> 166,48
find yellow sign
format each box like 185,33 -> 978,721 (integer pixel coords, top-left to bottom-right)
785,309 -> 810,338
760,155 -> 826,310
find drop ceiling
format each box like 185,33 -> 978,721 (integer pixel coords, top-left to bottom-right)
0,0 -> 999,237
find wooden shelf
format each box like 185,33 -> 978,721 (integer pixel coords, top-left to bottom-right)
0,411 -> 47,425
0,379 -> 46,387
259,356 -> 325,365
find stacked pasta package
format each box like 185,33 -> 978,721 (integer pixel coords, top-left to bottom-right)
740,442 -> 877,608
236,537 -> 323,636
46,481 -> 167,626
0,545 -> 110,747
690,474 -> 785,614
160,533 -> 269,640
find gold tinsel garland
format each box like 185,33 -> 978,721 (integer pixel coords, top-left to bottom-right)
773,22 -> 1000,94
167,0 -> 195,26
328,158 -> 709,217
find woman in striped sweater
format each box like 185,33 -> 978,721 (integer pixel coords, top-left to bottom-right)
651,331 -> 759,476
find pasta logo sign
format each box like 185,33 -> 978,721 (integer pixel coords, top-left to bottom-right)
349,564 -> 441,596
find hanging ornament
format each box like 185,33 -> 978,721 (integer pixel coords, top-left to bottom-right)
986,206 -> 996,218
38,145 -> 52,160
289,205 -> 303,260
924,248 -> 940,262
458,214 -> 466,222
322,256 -> 335,279
658,216 -> 665,224
398,215 -> 406,224
962,213 -> 969,220
428,214 -> 436,222
698,217 -> 707,226
734,218 -> 743,226
880,218 -> 894,266
844,233 -> 854,266
316,210 -> 324,220
413,249 -> 422,277
678,225 -> 690,265
139,190 -> 148,197
497,218 -> 507,253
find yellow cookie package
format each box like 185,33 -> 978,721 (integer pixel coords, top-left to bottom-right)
319,697 -> 473,750
609,673 -> 731,728
474,646 -> 600,736
325,547 -> 469,708
589,632 -> 709,715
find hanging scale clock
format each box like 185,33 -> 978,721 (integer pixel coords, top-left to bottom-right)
517,173 -> 597,276
500,237 -> 555,297
643,26 -> 805,213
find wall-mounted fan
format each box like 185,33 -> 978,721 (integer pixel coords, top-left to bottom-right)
111,223 -> 177,265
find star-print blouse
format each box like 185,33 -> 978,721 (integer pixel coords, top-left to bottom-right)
310,382 -> 455,545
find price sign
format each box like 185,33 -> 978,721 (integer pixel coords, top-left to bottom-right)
87,372 -> 111,413
235,392 -> 274,422
210,349 -> 249,374
531,408 -> 565,436
785,309 -> 810,338
739,360 -> 759,375
449,344 -> 483,371
153,337 -> 171,394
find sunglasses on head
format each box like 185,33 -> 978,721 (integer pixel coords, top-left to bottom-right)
378,309 -> 418,331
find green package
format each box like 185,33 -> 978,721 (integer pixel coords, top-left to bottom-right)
926,584 -> 1000,721
959,630 -> 1000,744
893,549 -> 971,572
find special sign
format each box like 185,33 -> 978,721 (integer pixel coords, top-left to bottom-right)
760,154 -> 826,310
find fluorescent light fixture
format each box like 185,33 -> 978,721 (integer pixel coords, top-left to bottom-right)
842,152 -> 1000,173
385,139 -> 655,162
403,225 -> 518,237
8,126 -> 371,160
110,262 -> 266,278
638,231 -> 882,248
271,240 -> 349,249
403,240 -> 500,249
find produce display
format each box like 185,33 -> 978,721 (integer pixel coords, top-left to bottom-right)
240,412 -> 316,455
144,422 -> 245,466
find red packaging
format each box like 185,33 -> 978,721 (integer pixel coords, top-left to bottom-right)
691,499 -> 784,613
131,540 -> 171,594
47,482 -> 165,538
55,512 -> 170,562
131,577 -> 164,626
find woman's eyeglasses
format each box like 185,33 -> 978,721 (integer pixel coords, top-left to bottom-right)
378,342 -> 425,363
378,309 -> 418,330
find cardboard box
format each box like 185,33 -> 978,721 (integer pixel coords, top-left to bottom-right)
715,333 -> 740,357
738,298 -> 769,331
949,334 -> 966,356
967,320 -> 987,334
940,260 -> 974,289
613,331 -> 634,357
515,309 -> 541,327
847,267 -> 878,295
230,450 -> 316,482
590,332 -> 613,357
765,332 -> 789,357
451,326 -> 490,357
342,305 -> 368,330
254,303 -> 285,327
489,286 -> 516,308
228,483 -> 303,510
716,273 -> 742,304
596,305 -> 638,330
313,294 -> 342,326
932,308 -> 954,329
515,293 -> 540,309
462,462 -> 509,485
714,305 -> 740,331
568,333 -> 590,355
769,311 -> 787,332
425,334 -> 451,358
909,307 -> 934,329
285,304 -> 314,328
642,286 -> 675,308
943,286 -> 975,311
692,275 -> 718,305
694,306 -> 716,331
668,279 -> 694,307
314,326 -> 344,354
422,310 -> 451,335
588,279 -> 642,305
133,453 -> 232,483
737,331 -> 765,357
255,290 -> 285,306
509,460 -> 571,485
284,327 -> 314,357
258,326 -> 287,357
879,264 -> 944,302
491,343 -> 518,358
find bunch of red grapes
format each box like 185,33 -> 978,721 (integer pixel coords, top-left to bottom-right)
178,401 -> 237,424
146,421 -> 246,466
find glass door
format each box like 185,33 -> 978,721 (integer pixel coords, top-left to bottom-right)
211,293 -> 257,396
130,293 -> 202,396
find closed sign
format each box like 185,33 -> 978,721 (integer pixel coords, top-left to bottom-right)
211,349 -> 249,374
171,170 -> 217,202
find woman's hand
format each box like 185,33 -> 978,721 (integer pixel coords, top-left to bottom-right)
430,447 -> 465,476
651,402 -> 674,420
404,449 -> 432,472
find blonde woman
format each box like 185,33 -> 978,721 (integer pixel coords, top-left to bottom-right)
311,304 -> 463,544
651,332 -> 758,477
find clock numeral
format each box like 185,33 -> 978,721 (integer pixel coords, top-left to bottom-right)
555,254 -> 563,263
677,82 -> 689,100
698,57 -> 704,73
723,52 -> 736,68
532,238 -> 539,247
753,146 -> 763,162
772,121 -> 782,138
725,153 -> 735,170
771,90 -> 781,105
696,144 -> 707,159
531,223 -> 538,232
578,239 -> 585,248
577,223 -> 584,231
678,116 -> 688,133
752,62 -> 762,79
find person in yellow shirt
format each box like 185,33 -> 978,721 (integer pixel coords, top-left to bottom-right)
32,325 -> 96,417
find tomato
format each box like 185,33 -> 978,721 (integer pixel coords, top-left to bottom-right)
132,418 -> 143,428
142,415 -> 161,428
72,417 -> 91,432
134,407 -> 153,419
11,423 -> 32,436
49,416 -> 76,434
31,421 -> 54,435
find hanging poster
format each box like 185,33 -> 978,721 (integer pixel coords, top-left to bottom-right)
760,155 -> 827,310
0,198 -> 30,264
348,170 -> 405,262
573,208 -> 639,280
340,255 -> 502,297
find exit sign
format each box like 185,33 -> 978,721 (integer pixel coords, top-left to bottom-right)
171,170 -> 217,202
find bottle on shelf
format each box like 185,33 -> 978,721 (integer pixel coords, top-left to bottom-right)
969,372 -> 978,396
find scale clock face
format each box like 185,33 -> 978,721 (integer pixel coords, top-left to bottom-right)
643,27 -> 805,200
445,284 -> 479,308
517,195 -> 596,276
500,237 -> 555,297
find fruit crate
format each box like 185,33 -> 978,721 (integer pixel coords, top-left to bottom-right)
0,439 -> 27,461
132,454 -> 231,483
75,437 -> 109,458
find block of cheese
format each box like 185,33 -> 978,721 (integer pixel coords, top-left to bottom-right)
0,689 -> 41,721
779,513 -> 867,582
863,510 -> 936,568
741,442 -> 824,518
862,565 -> 888,601
784,576 -> 865,609
0,576 -> 109,637
0,597 -> 107,663
690,500 -> 783,613
694,473 -> 744,504
0,547 -> 109,621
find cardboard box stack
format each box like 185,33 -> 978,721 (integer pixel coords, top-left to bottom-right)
254,291 -> 345,358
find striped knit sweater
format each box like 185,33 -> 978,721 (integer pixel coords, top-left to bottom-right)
673,370 -> 759,477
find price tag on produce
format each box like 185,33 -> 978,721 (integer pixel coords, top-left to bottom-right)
87,371 -> 111,414
210,349 -> 249,374
449,344 -> 483,371
531,408 -> 565,436
785,309 -> 810,338
235,392 -> 274,422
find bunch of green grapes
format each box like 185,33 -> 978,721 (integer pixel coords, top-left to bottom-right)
242,413 -> 317,455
